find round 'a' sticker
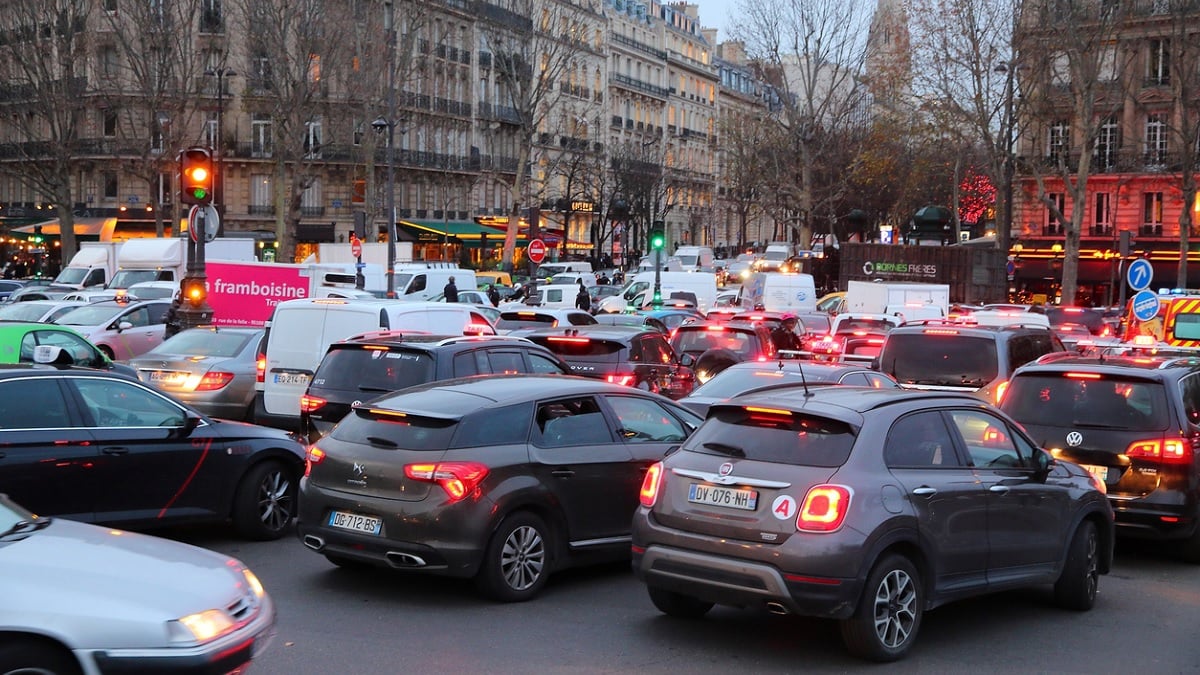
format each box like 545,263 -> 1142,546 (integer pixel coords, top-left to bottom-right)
771,495 -> 797,520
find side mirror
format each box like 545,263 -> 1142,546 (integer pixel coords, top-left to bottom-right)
679,353 -> 695,367
169,409 -> 204,439
117,321 -> 133,332
1033,449 -> 1057,476
870,357 -> 880,370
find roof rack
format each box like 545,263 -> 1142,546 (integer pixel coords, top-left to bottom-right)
434,335 -> 533,347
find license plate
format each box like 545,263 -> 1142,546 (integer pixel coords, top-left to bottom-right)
146,370 -> 188,385
273,372 -> 310,386
688,483 -> 759,511
1081,464 -> 1110,483
327,510 -> 382,535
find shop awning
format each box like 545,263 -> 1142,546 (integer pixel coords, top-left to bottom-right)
12,217 -> 117,240
401,219 -> 533,249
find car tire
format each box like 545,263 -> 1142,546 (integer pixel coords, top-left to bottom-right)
647,586 -> 714,619
1054,520 -> 1099,609
475,511 -> 550,602
0,640 -> 82,675
839,554 -> 923,662
233,460 -> 297,541
693,349 -> 739,383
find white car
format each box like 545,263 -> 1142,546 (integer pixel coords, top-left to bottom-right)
0,494 -> 276,673
0,299 -> 85,323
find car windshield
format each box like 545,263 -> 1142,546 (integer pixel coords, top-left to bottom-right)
0,303 -> 52,321
1046,308 -> 1105,335
684,406 -> 855,467
1001,374 -> 1168,431
314,348 -> 436,393
54,305 -> 123,326
331,408 -> 457,450
54,268 -> 88,285
763,251 -> 788,261
673,328 -> 755,357
147,330 -> 255,358
677,255 -> 699,266
690,368 -> 834,398
836,318 -> 894,334
882,333 -> 999,387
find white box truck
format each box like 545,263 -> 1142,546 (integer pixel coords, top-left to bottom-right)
53,241 -> 123,289
740,272 -> 817,313
844,280 -> 950,322
106,237 -> 257,289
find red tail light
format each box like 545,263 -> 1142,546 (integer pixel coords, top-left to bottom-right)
796,484 -> 851,533
194,371 -> 235,391
255,356 -> 266,383
1126,437 -> 1193,464
606,373 -> 637,386
405,461 -> 490,502
994,379 -> 1008,404
304,446 -> 325,477
299,395 -> 327,413
640,462 -> 664,507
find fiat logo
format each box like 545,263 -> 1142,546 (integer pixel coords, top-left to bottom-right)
718,462 -> 734,476
1066,432 -> 1083,447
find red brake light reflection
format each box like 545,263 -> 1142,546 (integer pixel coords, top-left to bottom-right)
796,485 -> 851,532
639,462 -> 664,507
255,357 -> 266,383
606,374 -> 636,386
304,446 -> 325,477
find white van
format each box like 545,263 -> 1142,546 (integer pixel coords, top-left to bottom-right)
637,255 -> 683,272
598,271 -> 718,313
547,272 -> 597,287
531,283 -> 588,309
254,299 -> 496,429
740,272 -> 817,313
393,265 -> 476,301
534,261 -> 593,279
673,246 -> 715,273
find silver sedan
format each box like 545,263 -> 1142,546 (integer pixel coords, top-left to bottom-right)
0,494 -> 276,673
127,326 -> 264,421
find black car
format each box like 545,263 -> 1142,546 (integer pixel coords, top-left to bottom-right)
877,322 -> 1065,404
522,325 -> 696,399
297,375 -> 703,600
633,387 -> 1113,661
300,333 -> 572,443
593,312 -> 670,334
1000,351 -> 1200,560
679,360 -> 899,417
669,320 -> 777,383
0,365 -> 305,540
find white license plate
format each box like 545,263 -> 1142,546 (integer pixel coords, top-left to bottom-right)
273,372 -> 310,386
1081,464 -> 1110,482
327,510 -> 382,535
688,483 -> 759,511
146,370 -> 188,385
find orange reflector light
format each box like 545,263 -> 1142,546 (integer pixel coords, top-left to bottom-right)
923,328 -> 959,335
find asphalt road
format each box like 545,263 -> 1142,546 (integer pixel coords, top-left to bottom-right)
165,528 -> 1200,674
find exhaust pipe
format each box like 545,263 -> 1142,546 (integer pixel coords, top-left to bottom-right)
386,551 -> 427,568
765,602 -> 790,616
302,535 -> 325,552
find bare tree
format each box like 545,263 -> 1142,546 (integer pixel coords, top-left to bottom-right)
716,110 -> 773,249
0,0 -> 96,261
1018,0 -> 1129,305
477,0 -> 600,270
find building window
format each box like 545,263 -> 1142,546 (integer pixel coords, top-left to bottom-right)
102,172 -> 118,199
151,112 -> 167,153
103,110 -> 118,137
205,112 -> 218,149
103,0 -> 117,12
1094,192 -> 1112,233
251,114 -> 272,157
99,46 -> 118,80
1047,121 -> 1069,162
1046,192 -> 1065,231
250,174 -> 273,214
1095,116 -> 1118,170
1145,112 -> 1168,163
1147,39 -> 1169,86
200,0 -> 223,33
1143,192 -> 1163,227
301,178 -> 323,216
304,118 -> 322,158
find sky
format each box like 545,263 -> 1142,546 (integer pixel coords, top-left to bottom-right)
694,0 -> 737,43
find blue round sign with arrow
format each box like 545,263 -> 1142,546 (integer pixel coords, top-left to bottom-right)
1131,289 -> 1161,322
1127,258 -> 1153,291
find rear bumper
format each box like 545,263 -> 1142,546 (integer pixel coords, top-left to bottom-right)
1111,499 -> 1198,541
253,393 -> 300,433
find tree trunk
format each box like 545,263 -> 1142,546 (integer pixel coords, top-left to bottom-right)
501,140 -> 531,271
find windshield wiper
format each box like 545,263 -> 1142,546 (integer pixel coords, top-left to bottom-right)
0,518 -> 52,539
1070,421 -> 1131,429
357,385 -> 392,393
702,442 -> 745,457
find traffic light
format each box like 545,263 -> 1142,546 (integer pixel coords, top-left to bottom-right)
182,277 -> 207,308
179,147 -> 214,205
649,221 -> 665,251
30,225 -> 43,245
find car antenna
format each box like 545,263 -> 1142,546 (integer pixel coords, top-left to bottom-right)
781,357 -> 813,398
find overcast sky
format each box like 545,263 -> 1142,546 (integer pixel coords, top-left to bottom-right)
696,0 -> 736,42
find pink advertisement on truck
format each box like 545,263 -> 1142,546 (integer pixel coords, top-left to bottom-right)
206,261 -> 308,326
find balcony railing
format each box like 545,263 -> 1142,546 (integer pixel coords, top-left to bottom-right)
248,205 -> 275,216
611,73 -> 670,98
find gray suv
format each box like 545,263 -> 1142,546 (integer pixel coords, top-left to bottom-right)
632,387 -> 1112,661
876,322 -> 1064,404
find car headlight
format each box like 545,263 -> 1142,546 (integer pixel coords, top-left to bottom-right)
168,609 -> 235,644
242,568 -> 266,599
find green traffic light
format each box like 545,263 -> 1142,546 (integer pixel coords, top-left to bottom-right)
192,188 -> 208,200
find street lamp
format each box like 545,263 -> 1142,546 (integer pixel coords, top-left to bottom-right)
375,0 -> 398,297
204,67 -> 236,225
995,60 -> 1020,257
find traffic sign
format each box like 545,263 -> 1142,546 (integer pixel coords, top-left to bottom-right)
187,205 -> 219,243
528,238 -> 547,264
351,238 -> 362,258
1127,258 -> 1153,291
1131,289 -> 1161,322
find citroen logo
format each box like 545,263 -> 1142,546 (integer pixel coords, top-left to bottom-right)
1066,432 -> 1083,447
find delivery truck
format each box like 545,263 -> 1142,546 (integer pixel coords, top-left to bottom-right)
844,280 -> 950,321
205,260 -> 377,327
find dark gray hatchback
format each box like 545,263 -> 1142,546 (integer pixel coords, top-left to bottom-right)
632,387 -> 1113,661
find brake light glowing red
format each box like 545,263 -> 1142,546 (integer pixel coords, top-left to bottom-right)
1065,372 -> 1102,379
606,374 -> 636,386
195,371 -> 235,391
548,336 -> 590,344
1125,437 -> 1193,464
706,325 -> 725,331
299,395 -> 327,413
923,328 -> 959,335
255,356 -> 266,384
404,461 -> 490,502
639,462 -> 664,507
304,446 -> 325,477
796,485 -> 851,532
994,380 -> 1008,404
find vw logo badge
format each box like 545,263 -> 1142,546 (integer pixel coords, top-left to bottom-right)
718,462 -> 734,476
1066,432 -> 1083,447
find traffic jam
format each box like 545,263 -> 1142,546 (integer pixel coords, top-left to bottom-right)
4,242 -> 1200,669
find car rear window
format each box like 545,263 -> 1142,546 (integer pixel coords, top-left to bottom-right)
527,336 -> 623,360
451,402 -> 533,448
496,313 -> 555,330
881,333 -> 998,386
1001,373 -> 1168,431
148,330 -> 254,358
1046,308 -> 1105,335
330,408 -> 458,450
673,327 -> 755,357
684,406 -> 855,467
312,348 -> 435,392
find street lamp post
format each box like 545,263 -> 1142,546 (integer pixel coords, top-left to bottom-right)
374,0 -> 398,298
995,61 -> 1018,257
204,67 -> 235,234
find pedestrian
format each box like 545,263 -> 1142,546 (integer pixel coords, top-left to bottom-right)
598,272 -> 610,285
770,314 -> 803,354
443,275 -> 459,302
487,283 -> 500,307
164,291 -> 184,340
575,280 -> 590,311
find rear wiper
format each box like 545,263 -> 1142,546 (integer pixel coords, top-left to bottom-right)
1070,421 -> 1129,429
0,518 -> 52,539
702,442 -> 745,457
357,385 -> 392,393
365,436 -> 399,448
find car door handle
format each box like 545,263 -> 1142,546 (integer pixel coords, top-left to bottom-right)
988,485 -> 1010,494
551,469 -> 575,478
912,487 -> 937,496
102,447 -> 129,456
